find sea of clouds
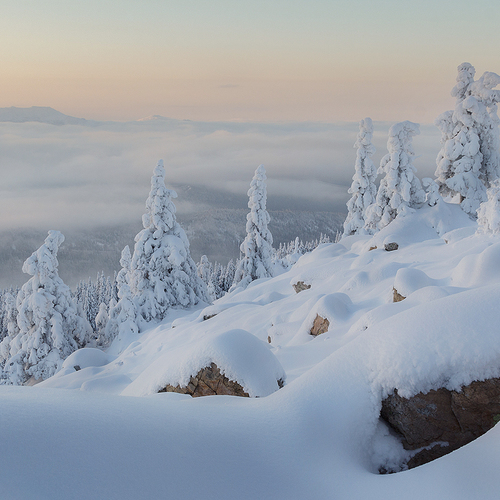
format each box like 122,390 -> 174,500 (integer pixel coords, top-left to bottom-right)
0,112 -> 441,234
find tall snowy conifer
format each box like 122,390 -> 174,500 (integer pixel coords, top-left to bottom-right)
232,164 -> 274,289
129,160 -> 209,327
2,231 -> 91,385
343,117 -> 377,236
365,121 -> 425,233
435,62 -> 500,216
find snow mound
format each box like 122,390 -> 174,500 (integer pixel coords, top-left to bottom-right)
365,284 -> 500,398
59,348 -> 116,373
293,293 -> 353,342
122,329 -> 286,398
393,267 -> 439,298
452,241 -> 500,287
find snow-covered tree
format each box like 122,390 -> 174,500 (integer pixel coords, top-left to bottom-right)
422,178 -> 441,207
105,245 -> 139,343
197,255 -> 213,286
2,231 -> 91,385
435,63 -> 500,216
95,302 -> 109,346
129,160 -> 209,327
364,121 -> 425,233
343,117 -> 377,236
224,259 -> 236,292
232,165 -> 274,289
0,292 -> 20,373
477,181 -> 500,234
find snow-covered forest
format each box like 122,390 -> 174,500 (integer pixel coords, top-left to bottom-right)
2,62 -> 500,499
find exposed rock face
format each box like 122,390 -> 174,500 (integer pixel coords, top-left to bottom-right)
310,314 -> 329,336
381,378 -> 500,469
384,242 -> 399,251
293,281 -> 311,293
203,313 -> 217,321
392,287 -> 406,302
369,246 -> 377,251
159,363 -> 250,397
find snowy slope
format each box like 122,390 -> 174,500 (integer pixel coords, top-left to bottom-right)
3,201 -> 500,499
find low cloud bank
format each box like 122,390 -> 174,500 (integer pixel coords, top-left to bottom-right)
0,114 -> 441,233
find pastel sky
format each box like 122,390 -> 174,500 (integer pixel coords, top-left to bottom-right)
1,0 -> 499,123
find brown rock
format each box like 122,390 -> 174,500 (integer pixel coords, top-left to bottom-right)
369,246 -> 377,251
393,287 -> 406,302
310,314 -> 329,336
380,377 -> 500,469
384,242 -> 399,251
159,362 -> 250,398
293,281 -> 311,293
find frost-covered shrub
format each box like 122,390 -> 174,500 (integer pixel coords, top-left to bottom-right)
435,62 -> 500,216
343,117 -> 377,237
477,181 -> 500,234
233,165 -> 274,289
422,178 -> 441,207
129,160 -> 209,328
2,231 -> 91,385
364,121 -> 425,233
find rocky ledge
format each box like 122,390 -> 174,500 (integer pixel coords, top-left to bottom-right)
380,377 -> 500,470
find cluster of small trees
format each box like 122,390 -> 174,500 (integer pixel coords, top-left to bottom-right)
343,62 -> 500,237
0,162 -> 284,385
197,233 -> 335,301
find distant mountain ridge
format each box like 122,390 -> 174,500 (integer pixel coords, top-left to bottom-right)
0,106 -> 184,126
0,106 -> 99,126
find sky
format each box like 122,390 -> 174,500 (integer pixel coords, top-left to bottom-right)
0,0 -> 499,276
1,0 -> 500,123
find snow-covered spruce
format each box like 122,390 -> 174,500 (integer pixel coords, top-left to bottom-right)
106,246 -> 139,343
94,302 -> 109,346
343,117 -> 377,237
364,121 -> 425,233
232,165 -> 274,289
435,62 -> 500,216
197,255 -> 213,286
0,292 -> 20,375
223,259 -> 236,291
1,231 -> 91,385
129,160 -> 209,328
477,181 -> 500,234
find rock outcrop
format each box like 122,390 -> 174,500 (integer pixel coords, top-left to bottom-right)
159,362 -> 250,397
380,377 -> 500,469
293,281 -> 311,293
384,242 -> 399,251
310,314 -> 329,336
392,287 -> 405,302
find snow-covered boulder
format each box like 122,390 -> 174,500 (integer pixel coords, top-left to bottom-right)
122,329 -> 286,398
381,377 -> 500,470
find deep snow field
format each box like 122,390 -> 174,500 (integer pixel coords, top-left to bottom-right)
3,201 -> 500,499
